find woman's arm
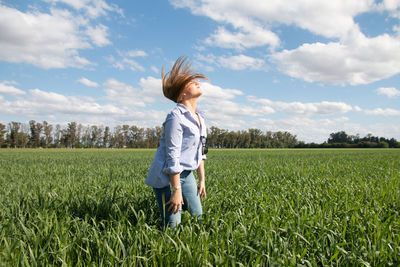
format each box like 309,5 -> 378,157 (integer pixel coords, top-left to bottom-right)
165,172 -> 184,214
196,160 -> 206,199
163,113 -> 184,214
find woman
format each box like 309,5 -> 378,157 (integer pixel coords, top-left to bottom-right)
145,57 -> 208,229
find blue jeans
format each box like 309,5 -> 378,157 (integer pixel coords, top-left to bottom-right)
153,170 -> 203,229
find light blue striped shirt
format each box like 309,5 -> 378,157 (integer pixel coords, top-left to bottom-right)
145,103 -> 207,188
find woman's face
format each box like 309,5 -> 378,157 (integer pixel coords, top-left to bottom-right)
179,80 -> 202,101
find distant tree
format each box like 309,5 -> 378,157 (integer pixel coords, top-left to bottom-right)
130,125 -> 144,148
34,122 -> 42,147
109,129 -> 117,148
103,126 -> 110,148
358,141 -> 377,148
348,133 -> 360,144
393,141 -> 400,148
89,125 -> 103,148
387,138 -> 398,148
76,124 -> 83,147
249,128 -> 263,148
66,122 -> 77,148
53,124 -> 61,148
0,123 -> 6,147
81,125 -> 91,148
8,122 -> 21,148
238,130 -> 250,148
42,121 -> 53,148
264,131 -> 273,148
272,131 -> 284,148
113,126 -> 123,148
216,128 -> 228,148
207,126 -> 219,148
365,133 -> 373,142
144,128 -> 154,148
378,141 -> 389,148
328,131 -> 351,143
29,120 -> 36,147
296,141 -> 306,148
20,123 -> 30,148
280,131 -> 295,148
226,131 -> 238,148
122,125 -> 130,148
203,127 -> 298,148
29,120 -> 43,148
95,126 -> 104,147
155,126 -> 162,147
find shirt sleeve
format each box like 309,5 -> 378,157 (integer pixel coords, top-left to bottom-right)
162,112 -> 183,175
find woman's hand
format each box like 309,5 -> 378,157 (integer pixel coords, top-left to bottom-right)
166,190 -> 184,214
197,161 -> 206,200
198,181 -> 206,200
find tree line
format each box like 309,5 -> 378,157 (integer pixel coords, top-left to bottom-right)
0,121 -> 398,149
0,121 -> 162,149
0,121 -> 298,149
296,131 -> 400,148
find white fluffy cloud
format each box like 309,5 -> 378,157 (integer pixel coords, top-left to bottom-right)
0,81 -> 26,96
377,0 -> 400,18
107,51 -> 147,72
122,58 -> 145,71
172,0 -> 400,85
45,0 -> 123,18
139,76 -> 163,101
0,2 -> 118,69
86,24 -> 111,47
2,77 -> 160,119
191,81 -> 274,128
0,5 -> 89,68
78,77 -> 99,87
278,101 -> 353,115
201,82 -> 243,100
376,87 -> 400,98
103,76 -> 164,107
248,96 -> 353,116
205,26 -> 279,51
103,79 -> 146,107
271,31 -> 400,85
201,99 -> 275,130
127,50 -> 148,57
0,77 -> 166,127
196,54 -> 266,71
1,88 -> 124,117
198,87 -> 274,129
171,0 -> 373,45
364,108 -> 400,116
218,55 -> 266,70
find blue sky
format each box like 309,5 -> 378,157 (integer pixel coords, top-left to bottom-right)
1,0 -> 400,142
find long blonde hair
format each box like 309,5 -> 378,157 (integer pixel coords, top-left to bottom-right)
161,56 -> 208,103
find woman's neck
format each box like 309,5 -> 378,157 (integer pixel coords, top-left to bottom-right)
180,98 -> 197,114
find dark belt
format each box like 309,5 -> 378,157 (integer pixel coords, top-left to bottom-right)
180,170 -> 192,178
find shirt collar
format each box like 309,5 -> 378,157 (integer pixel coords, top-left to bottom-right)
176,103 -> 188,114
176,103 -> 205,117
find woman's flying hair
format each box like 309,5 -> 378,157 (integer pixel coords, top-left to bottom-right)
162,56 -> 208,103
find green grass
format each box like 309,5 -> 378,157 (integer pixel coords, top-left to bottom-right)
0,149 -> 399,266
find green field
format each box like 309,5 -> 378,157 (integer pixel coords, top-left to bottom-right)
0,149 -> 399,266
